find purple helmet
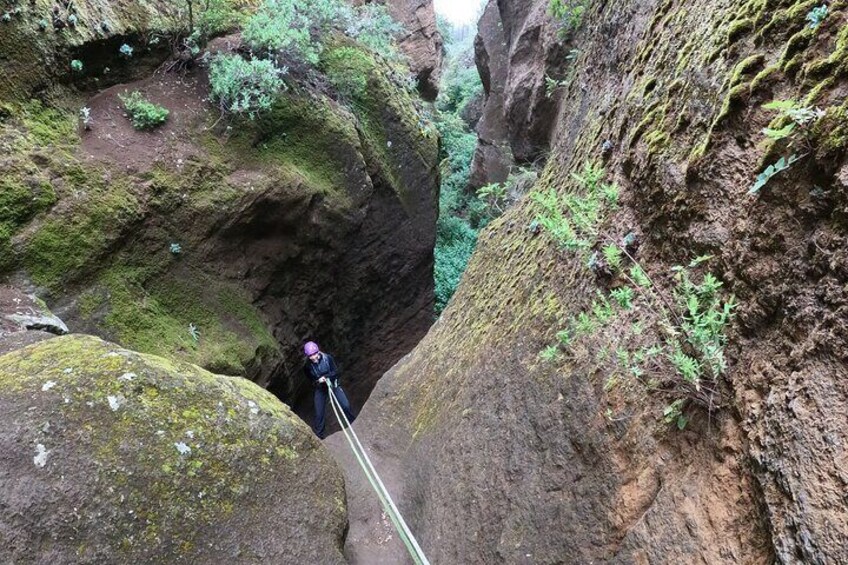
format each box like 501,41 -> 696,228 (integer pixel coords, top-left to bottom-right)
304,341 -> 319,356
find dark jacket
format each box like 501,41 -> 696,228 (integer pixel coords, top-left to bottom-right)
305,353 -> 340,388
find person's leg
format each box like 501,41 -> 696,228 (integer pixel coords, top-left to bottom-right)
333,387 -> 356,424
313,387 -> 328,439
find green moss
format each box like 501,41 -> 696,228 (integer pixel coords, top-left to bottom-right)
18,100 -> 77,147
232,91 -> 362,198
804,18 -> 848,79
780,28 -> 814,66
0,223 -> 14,273
321,46 -> 373,100
750,63 -> 781,92
24,171 -> 140,291
730,54 -> 766,87
803,77 -> 835,105
645,129 -> 671,154
713,54 -> 765,125
782,52 -> 804,76
727,17 -> 754,45
91,265 -> 278,376
0,175 -> 56,227
811,101 -> 848,161
23,171 -> 140,292
757,0 -> 819,39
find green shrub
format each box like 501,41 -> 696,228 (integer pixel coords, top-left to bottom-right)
437,63 -> 483,116
434,216 -> 477,313
346,4 -> 404,60
549,0 -> 589,33
435,112 -> 477,216
242,0 -> 351,64
119,92 -> 169,130
209,54 -> 285,117
242,0 -> 402,66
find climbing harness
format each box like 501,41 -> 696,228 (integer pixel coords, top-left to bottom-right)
326,382 -> 431,565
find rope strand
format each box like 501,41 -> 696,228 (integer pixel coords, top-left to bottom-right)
326,384 -> 430,565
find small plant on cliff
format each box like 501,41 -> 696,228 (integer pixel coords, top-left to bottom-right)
119,92 -> 169,130
762,99 -> 824,140
209,55 -> 286,118
345,3 -> 404,60
119,43 -> 134,58
749,154 -> 800,194
70,59 -> 84,73
540,345 -> 560,362
533,162 -> 618,251
545,75 -> 568,98
806,5 -> 828,29
79,107 -> 92,131
750,99 -> 824,194
549,0 -> 589,34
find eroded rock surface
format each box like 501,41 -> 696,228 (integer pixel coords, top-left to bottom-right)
340,0 -> 848,562
470,0 -> 568,187
379,0 -> 444,100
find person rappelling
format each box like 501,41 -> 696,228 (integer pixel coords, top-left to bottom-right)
303,341 -> 356,439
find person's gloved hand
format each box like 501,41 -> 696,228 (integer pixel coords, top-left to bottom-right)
318,376 -> 326,384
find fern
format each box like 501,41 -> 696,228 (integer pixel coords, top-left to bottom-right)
749,154 -> 800,194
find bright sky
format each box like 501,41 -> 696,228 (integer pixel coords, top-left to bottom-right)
434,0 -> 485,25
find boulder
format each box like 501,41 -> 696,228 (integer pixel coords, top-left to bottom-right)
0,285 -> 68,336
0,334 -> 347,564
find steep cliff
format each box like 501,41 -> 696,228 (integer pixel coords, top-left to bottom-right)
378,0 -> 444,100
470,0 -> 568,187
0,0 -> 440,415
337,0 -> 848,562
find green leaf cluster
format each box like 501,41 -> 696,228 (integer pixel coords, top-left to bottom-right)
209,56 -> 285,118
749,154 -> 800,194
533,162 -> 619,251
119,92 -> 169,130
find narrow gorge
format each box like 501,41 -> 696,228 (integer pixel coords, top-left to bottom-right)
2,0 -> 848,563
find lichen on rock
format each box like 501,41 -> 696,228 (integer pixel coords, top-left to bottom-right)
0,334 -> 346,564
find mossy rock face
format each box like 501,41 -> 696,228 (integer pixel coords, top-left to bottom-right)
0,334 -> 346,564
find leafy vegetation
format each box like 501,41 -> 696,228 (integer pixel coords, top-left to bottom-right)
532,162 -> 619,251
119,92 -> 169,130
432,22 -> 486,314
750,99 -> 825,194
207,0 -> 404,118
806,4 -> 828,29
534,163 -> 736,428
549,0 -> 589,34
434,216 -> 478,312
209,55 -> 286,118
749,154 -> 800,194
241,0 -> 401,66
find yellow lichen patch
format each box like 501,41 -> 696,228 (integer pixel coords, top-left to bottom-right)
0,334 -> 331,560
